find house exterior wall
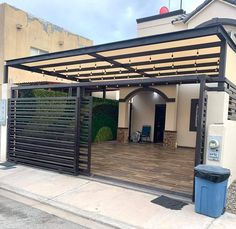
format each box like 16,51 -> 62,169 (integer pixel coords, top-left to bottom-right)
135,0 -> 236,148
225,44 -> 236,85
92,91 -> 119,100
187,0 -> 236,28
131,92 -> 165,141
118,85 -> 178,147
137,15 -> 187,37
205,91 -> 236,185
177,84 -> 200,147
0,3 -> 93,84
137,1 -> 236,38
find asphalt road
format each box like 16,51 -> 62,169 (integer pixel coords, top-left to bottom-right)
0,195 -> 87,229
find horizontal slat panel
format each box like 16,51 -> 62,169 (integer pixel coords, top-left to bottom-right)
8,157 -> 74,173
8,97 -> 78,175
9,135 -> 74,145
9,141 -> 74,153
10,131 -> 74,141
10,128 -> 74,136
9,149 -> 74,161
10,124 -> 75,133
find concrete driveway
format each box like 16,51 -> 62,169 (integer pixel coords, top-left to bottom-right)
0,164 -> 236,229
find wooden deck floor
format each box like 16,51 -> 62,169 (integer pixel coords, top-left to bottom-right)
91,142 -> 195,194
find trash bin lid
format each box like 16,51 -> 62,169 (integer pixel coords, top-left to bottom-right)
194,165 -> 230,183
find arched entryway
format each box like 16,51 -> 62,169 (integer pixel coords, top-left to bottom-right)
128,90 -> 166,143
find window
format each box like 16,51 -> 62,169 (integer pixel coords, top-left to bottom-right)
30,47 -> 48,56
189,99 -> 199,132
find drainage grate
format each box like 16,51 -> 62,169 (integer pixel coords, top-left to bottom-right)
151,195 -> 188,210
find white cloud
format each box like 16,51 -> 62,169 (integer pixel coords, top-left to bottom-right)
0,0 -> 207,44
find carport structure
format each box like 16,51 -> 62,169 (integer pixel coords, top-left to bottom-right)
4,25 -> 236,197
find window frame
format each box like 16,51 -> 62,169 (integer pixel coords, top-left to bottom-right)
189,99 -> 199,132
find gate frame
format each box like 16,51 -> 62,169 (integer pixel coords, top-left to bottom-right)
8,88 -> 93,176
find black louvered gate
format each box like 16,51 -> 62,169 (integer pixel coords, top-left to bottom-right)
8,96 -> 92,176
195,78 -> 207,166
77,96 -> 92,175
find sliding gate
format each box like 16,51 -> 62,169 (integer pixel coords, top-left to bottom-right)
8,96 -> 92,175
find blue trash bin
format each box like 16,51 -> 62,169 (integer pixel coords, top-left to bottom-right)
194,165 -> 230,218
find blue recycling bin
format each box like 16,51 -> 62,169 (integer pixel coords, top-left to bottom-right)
194,165 -> 230,218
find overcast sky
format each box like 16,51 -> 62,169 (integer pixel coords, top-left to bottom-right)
0,0 -> 205,44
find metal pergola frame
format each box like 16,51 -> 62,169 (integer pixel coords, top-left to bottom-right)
4,24 -> 236,198
4,25 -> 236,85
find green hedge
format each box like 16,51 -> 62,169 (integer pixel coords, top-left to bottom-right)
92,97 -> 118,143
19,89 -> 67,98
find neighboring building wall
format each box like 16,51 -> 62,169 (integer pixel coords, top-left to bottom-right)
131,92 -> 165,141
0,3 -> 93,84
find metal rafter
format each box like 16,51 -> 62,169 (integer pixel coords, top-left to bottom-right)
22,42 -> 221,70
90,53 -> 151,78
70,62 -> 218,78
56,53 -> 220,74
78,70 -> 219,82
6,25 -> 225,67
11,64 -> 78,82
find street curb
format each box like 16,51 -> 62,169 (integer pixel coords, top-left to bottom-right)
0,183 -> 138,229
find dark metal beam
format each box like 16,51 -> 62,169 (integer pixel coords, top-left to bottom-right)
98,42 -> 221,61
3,65 -> 8,84
11,64 -> 77,82
17,42 -> 221,70
56,53 -> 220,73
78,70 -> 218,82
102,88 -> 106,99
90,53 -> 150,78
219,41 -> 227,77
71,62 -> 218,78
217,25 -> 236,53
195,76 -> 206,166
10,74 -> 223,91
6,25 -> 222,66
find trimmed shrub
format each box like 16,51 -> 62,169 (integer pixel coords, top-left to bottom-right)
94,126 -> 113,143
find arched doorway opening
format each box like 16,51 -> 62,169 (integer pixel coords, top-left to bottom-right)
128,90 -> 166,143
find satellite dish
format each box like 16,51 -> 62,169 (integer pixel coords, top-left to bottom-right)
159,6 -> 169,14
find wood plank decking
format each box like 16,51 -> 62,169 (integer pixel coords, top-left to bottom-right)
91,142 -> 195,194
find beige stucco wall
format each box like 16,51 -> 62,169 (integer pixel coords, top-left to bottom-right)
131,92 -> 165,141
119,85 -> 177,100
177,84 -> 200,147
225,44 -> 236,85
118,85 -> 178,138
207,122 -> 236,185
92,91 -> 119,100
137,15 -> 187,37
0,3 -> 93,84
187,0 -> 236,28
205,91 -> 236,185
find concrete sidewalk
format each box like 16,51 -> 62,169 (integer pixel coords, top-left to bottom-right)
0,164 -> 236,229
